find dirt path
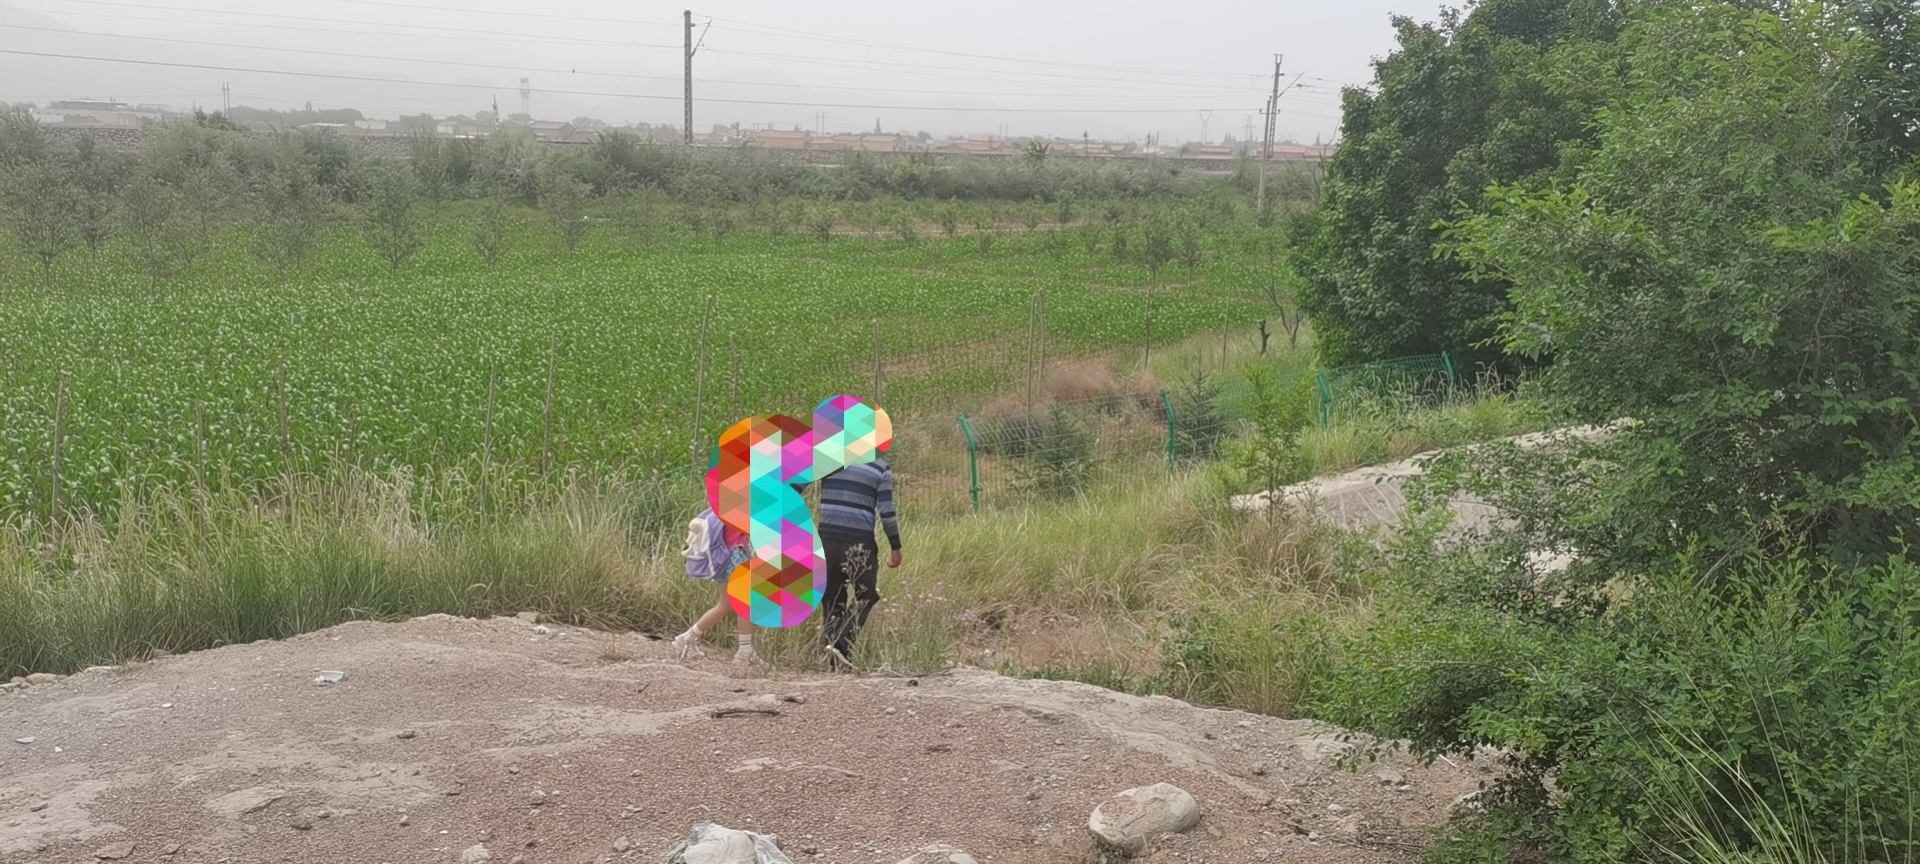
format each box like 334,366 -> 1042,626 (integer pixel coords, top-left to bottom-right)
2,614 -> 1487,864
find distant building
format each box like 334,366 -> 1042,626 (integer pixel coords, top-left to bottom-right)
40,98 -> 168,128
526,120 -> 574,142
353,119 -> 388,132
934,138 -> 1013,156
745,129 -> 815,150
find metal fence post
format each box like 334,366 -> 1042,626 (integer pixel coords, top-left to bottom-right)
1315,370 -> 1332,428
957,413 -> 980,513
1159,389 -> 1176,480
1441,351 -> 1458,404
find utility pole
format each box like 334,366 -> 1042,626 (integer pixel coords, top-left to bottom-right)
519,77 -> 531,118
221,82 -> 229,114
1256,54 -> 1282,219
1199,109 -> 1213,144
683,10 -> 694,144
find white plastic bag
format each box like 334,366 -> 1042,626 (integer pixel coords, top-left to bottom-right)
663,822 -> 793,864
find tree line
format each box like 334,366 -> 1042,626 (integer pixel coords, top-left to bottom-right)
1291,0 -> 1920,861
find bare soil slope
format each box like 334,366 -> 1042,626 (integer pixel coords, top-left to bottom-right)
2,614 -> 1486,863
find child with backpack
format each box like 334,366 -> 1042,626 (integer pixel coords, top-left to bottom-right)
674,507 -> 757,663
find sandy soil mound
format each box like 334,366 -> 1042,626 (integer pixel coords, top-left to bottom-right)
1,614 -> 1488,863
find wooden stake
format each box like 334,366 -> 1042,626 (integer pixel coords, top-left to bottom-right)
1222,312 -> 1230,371
692,295 -> 714,470
542,334 -> 557,476
1143,293 -> 1153,370
48,372 -> 67,560
277,358 -> 292,479
193,399 -> 207,492
729,332 -> 741,425
1036,289 -> 1047,396
481,370 -> 496,516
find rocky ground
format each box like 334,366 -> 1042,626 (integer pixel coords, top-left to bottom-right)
2,613 -> 1490,864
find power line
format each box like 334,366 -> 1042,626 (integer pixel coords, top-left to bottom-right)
306,0 -> 679,28
23,0 -> 681,48
707,44 -> 1260,90
704,17 -> 1264,81
0,23 -> 1277,102
3,49 -> 1245,114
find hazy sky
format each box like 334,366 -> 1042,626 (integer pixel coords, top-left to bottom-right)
0,0 -> 1443,143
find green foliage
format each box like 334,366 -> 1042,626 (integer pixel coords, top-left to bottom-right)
1290,0 -> 1611,367
1449,0 -> 1920,570
1317,532 -> 1920,864
117,178 -> 195,288
998,405 -> 1096,498
1309,6 -> 1920,863
1229,363 -> 1313,499
537,166 -> 592,252
361,165 -> 422,274
471,195 -> 511,267
3,158 -> 80,284
0,211 -> 1263,520
1172,371 -> 1230,461
248,142 -> 329,283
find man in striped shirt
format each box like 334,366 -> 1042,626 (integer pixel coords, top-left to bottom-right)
816,455 -> 902,669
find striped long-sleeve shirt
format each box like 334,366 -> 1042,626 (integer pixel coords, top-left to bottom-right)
817,458 -> 901,550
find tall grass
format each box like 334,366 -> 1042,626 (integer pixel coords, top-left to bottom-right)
0,458 -> 1375,721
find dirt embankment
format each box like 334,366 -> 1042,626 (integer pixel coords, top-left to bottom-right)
1,614 -> 1489,863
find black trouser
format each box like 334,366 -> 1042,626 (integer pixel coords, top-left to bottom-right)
820,537 -> 881,662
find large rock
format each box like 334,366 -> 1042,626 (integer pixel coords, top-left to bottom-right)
895,845 -> 979,864
665,823 -> 793,864
1087,782 -> 1202,857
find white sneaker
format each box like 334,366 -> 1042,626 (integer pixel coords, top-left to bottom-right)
733,644 -> 759,664
672,631 -> 703,660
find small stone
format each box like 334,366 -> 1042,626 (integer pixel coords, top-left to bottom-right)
510,857 -> 527,864
531,625 -> 551,635
1327,803 -> 1348,813
894,844 -> 979,864
25,673 -> 56,685
163,843 -> 182,855
1025,789 -> 1041,801
461,843 -> 492,864
314,671 -> 346,685
29,801 -> 48,812
397,729 -> 417,740
14,737 -> 34,744
1374,768 -> 1405,786
907,679 -> 919,687
884,707 -> 897,715
1250,763 -> 1268,776
926,743 -> 952,753
161,703 -> 174,709
527,789 -> 547,807
780,694 -> 807,704
399,814 -> 410,826
507,766 -> 520,774
289,815 -> 314,831
1088,783 -> 1202,857
94,842 -> 135,859
612,836 -> 632,852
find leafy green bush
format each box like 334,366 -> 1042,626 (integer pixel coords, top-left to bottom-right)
1315,533 -> 1920,864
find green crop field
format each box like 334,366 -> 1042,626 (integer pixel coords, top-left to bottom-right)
0,206 -> 1272,522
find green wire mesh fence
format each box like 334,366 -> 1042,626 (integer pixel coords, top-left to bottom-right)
1313,352 -> 1457,428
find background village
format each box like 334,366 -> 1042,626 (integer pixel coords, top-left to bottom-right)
6,96 -> 1334,162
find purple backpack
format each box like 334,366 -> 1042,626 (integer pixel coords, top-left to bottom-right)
681,510 -> 734,580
